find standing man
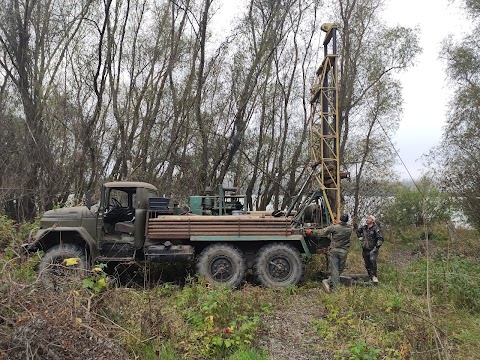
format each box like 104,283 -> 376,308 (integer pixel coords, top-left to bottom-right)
356,215 -> 384,283
308,214 -> 352,293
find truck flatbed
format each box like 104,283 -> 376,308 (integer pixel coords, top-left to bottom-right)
146,214 -> 294,239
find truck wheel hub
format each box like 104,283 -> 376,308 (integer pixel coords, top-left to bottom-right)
268,257 -> 291,280
211,257 -> 233,280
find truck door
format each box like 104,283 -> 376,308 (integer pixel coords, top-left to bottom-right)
102,189 -> 135,235
97,186 -> 137,259
96,185 -> 106,245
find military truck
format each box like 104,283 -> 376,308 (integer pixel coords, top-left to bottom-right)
26,181 -> 331,288
27,23 -> 345,289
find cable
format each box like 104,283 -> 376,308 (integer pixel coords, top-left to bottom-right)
377,118 -> 452,359
377,116 -> 475,244
376,119 -> 424,196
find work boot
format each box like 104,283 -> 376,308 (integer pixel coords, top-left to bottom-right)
372,276 -> 379,284
322,279 -> 330,293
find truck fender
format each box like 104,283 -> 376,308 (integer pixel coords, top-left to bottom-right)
28,226 -> 100,259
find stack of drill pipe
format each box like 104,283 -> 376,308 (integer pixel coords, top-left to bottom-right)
147,215 -> 292,239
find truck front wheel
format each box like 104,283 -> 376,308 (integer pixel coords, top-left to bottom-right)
254,243 -> 305,288
196,244 -> 246,288
38,244 -> 88,290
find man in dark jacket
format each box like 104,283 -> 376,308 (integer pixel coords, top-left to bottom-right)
356,215 -> 384,283
313,213 -> 352,293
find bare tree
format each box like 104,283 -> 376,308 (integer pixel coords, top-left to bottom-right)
0,0 -> 421,222
334,0 -> 421,225
0,0 -> 93,220
210,0 -> 297,188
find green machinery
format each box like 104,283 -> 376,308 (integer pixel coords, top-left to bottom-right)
190,185 -> 246,216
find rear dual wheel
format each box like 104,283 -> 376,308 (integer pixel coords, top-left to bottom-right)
196,244 -> 246,288
253,243 -> 305,288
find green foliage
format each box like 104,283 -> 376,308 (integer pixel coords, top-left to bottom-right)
0,216 -> 40,282
228,347 -> 268,360
2,216 -> 480,359
18,216 -> 40,240
312,285 -> 436,359
174,281 -> 270,358
382,177 -> 451,228
155,282 -> 180,297
81,264 -> 108,293
384,293 -> 405,312
422,228 -> 449,242
158,342 -> 182,360
377,245 -> 480,358
0,215 -> 16,250
283,284 -> 298,295
119,340 -> 183,360
392,224 -> 449,245
433,7 -> 480,231
312,300 -> 356,340
401,256 -> 480,313
133,343 -> 161,360
0,253 -> 39,285
336,342 -> 381,360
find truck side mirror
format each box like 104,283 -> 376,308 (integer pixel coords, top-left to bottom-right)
86,191 -> 92,210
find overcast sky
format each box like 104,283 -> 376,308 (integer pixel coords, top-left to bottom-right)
383,0 -> 469,179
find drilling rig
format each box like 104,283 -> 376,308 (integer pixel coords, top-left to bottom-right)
309,23 -> 347,221
26,24 -> 348,290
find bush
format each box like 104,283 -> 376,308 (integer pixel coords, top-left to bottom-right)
312,285 -> 440,359
0,215 -> 16,250
0,216 -> 40,284
175,281 -> 271,358
400,257 -> 480,313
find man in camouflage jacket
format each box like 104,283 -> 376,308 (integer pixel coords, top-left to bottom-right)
356,215 -> 384,283
313,213 -> 352,292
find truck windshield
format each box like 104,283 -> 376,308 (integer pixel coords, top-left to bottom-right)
109,189 -> 129,208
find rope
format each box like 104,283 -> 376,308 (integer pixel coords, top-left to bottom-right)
376,119 -> 424,196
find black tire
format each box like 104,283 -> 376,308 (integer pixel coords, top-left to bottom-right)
196,244 -> 246,288
38,244 -> 88,290
254,243 -> 305,288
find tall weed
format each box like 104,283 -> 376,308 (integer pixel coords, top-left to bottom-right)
0,215 -> 39,283
313,285 -> 439,359
397,257 -> 480,313
175,281 -> 271,358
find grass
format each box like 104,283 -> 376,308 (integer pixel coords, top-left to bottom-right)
1,218 -> 479,359
313,284 -> 436,359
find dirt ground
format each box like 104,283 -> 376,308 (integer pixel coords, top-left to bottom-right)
256,288 -> 333,360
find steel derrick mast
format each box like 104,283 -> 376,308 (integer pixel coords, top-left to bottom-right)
309,23 -> 343,221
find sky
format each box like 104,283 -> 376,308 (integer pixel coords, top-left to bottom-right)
382,0 -> 470,179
